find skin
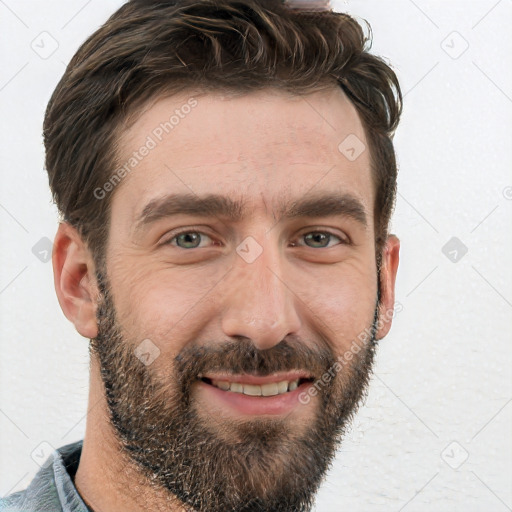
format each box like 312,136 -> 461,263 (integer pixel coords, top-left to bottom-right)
52,86 -> 399,511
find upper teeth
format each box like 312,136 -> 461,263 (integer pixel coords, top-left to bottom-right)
210,379 -> 300,396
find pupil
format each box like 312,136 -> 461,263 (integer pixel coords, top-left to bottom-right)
179,232 -> 200,248
308,233 -> 328,247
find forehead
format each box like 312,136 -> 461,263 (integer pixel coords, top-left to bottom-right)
112,87 -> 374,228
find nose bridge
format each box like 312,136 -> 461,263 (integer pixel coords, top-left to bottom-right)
221,233 -> 302,350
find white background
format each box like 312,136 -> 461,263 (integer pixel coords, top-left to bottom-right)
1,1 -> 511,510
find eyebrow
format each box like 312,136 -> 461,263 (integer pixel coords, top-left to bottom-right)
133,191 -> 368,234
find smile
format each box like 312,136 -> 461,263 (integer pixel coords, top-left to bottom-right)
196,372 -> 315,415
200,376 -> 313,396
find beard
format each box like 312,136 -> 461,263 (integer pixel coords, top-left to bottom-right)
89,266 -> 380,512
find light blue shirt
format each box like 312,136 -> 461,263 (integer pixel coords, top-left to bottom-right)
0,440 -> 93,512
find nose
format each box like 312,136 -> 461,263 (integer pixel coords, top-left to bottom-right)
221,237 -> 302,351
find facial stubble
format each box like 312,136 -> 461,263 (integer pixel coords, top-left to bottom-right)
89,267 -> 380,512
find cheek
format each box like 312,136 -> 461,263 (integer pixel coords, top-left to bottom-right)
298,261 -> 378,351
109,260 -> 225,351
108,247 -> 378,359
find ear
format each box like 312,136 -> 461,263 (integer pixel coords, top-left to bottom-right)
375,234 -> 400,340
52,222 -> 100,339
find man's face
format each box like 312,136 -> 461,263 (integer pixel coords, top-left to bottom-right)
91,87 -> 384,511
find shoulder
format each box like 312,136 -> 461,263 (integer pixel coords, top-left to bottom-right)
0,440 -> 84,512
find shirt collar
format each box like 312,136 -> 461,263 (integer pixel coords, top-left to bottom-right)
0,439 -> 92,512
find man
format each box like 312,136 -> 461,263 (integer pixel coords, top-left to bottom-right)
1,0 -> 401,510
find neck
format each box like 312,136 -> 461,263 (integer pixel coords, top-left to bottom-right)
74,356 -> 189,512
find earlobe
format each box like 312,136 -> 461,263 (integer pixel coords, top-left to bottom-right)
375,234 -> 400,341
52,222 -> 99,339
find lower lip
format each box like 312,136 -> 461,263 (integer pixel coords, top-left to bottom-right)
196,380 -> 314,416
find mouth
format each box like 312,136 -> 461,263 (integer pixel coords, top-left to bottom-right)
196,372 -> 316,416
198,375 -> 314,396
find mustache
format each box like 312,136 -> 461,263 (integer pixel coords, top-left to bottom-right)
174,336 -> 337,385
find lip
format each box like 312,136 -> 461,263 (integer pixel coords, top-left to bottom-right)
197,371 -> 313,385
196,378 -> 314,416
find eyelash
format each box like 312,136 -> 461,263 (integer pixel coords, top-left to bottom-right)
162,228 -> 349,249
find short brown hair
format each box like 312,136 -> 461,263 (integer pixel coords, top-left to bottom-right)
44,0 -> 402,271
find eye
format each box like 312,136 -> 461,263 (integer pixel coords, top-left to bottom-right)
291,230 -> 347,249
164,230 -> 215,249
163,229 -> 347,250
